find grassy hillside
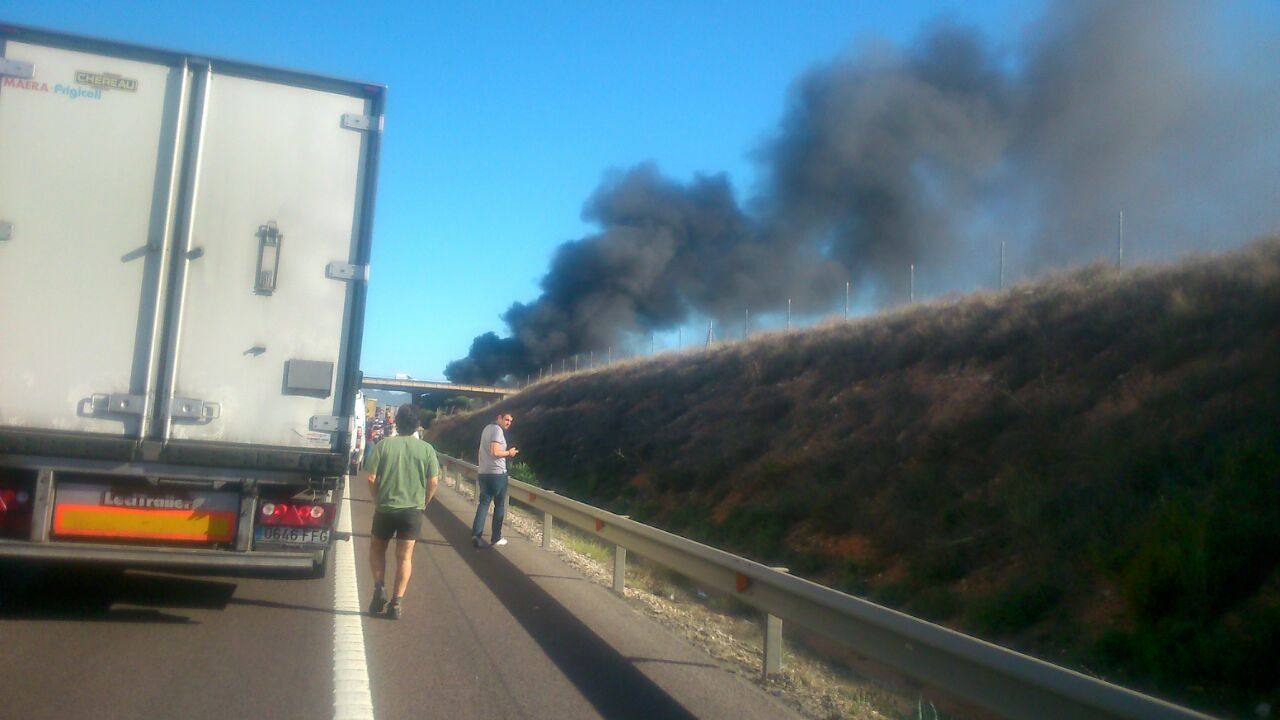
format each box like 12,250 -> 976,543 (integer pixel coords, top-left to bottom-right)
427,240 -> 1280,716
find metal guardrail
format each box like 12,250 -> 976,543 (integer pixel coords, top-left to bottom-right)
439,453 -> 1212,720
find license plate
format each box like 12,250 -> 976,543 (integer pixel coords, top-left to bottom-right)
255,525 -> 330,546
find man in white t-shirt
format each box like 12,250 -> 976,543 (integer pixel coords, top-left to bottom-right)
471,411 -> 517,548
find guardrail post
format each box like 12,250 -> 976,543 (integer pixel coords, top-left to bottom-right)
613,545 -> 626,594
542,510 -> 553,549
763,612 -> 782,676
763,566 -> 788,677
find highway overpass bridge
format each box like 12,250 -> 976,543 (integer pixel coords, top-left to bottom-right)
360,375 -> 516,401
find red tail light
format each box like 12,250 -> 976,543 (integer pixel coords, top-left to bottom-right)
0,487 -> 33,537
258,501 -> 334,528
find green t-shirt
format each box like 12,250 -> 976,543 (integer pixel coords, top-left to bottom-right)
363,435 -> 441,511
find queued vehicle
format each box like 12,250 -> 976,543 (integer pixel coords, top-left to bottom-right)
0,23 -> 384,577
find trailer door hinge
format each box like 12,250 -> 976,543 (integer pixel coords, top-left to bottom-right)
0,58 -> 34,80
309,415 -> 346,433
0,221 -> 11,241
341,113 -> 382,132
325,261 -> 369,282
89,393 -> 145,415
170,398 -> 221,420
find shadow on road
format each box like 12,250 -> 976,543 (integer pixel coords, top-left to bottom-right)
227,596 -> 359,617
626,656 -> 719,669
0,562 -> 236,623
425,501 -> 699,720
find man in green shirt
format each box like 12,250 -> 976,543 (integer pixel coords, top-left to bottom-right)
362,404 -> 440,619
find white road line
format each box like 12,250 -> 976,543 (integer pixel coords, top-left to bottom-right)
334,478 -> 375,720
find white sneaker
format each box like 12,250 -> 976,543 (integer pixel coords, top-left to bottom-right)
493,538 -> 509,547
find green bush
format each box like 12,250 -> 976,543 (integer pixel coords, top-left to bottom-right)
508,460 -> 540,488
908,586 -> 963,622
965,576 -> 1064,636
1123,442 -> 1280,623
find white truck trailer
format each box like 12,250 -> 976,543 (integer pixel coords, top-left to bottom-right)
0,23 -> 384,577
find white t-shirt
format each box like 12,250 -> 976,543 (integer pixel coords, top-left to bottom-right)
478,423 -> 507,474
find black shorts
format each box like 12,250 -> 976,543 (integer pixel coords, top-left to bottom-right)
371,508 -> 423,541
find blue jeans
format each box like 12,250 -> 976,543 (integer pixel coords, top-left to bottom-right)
471,473 -> 508,542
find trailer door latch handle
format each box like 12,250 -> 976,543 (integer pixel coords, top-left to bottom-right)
254,221 -> 282,295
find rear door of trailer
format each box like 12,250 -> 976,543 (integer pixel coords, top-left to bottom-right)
0,36 -> 183,444
156,63 -> 376,460
0,31 -> 379,462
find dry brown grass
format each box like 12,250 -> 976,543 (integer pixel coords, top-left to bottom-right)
428,239 -> 1280,717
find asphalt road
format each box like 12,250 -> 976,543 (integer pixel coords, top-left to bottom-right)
1,480 -> 798,720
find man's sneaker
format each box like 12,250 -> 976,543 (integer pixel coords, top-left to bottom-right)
368,586 -> 387,615
472,536 -> 489,550
386,598 -> 402,620
492,538 -> 509,547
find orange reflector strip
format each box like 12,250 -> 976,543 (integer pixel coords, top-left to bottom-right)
594,519 -> 605,532
53,504 -> 236,542
736,572 -> 752,593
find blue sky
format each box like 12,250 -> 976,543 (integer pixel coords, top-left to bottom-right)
4,1 -> 1039,379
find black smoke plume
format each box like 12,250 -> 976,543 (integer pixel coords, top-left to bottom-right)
447,0 -> 1280,384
